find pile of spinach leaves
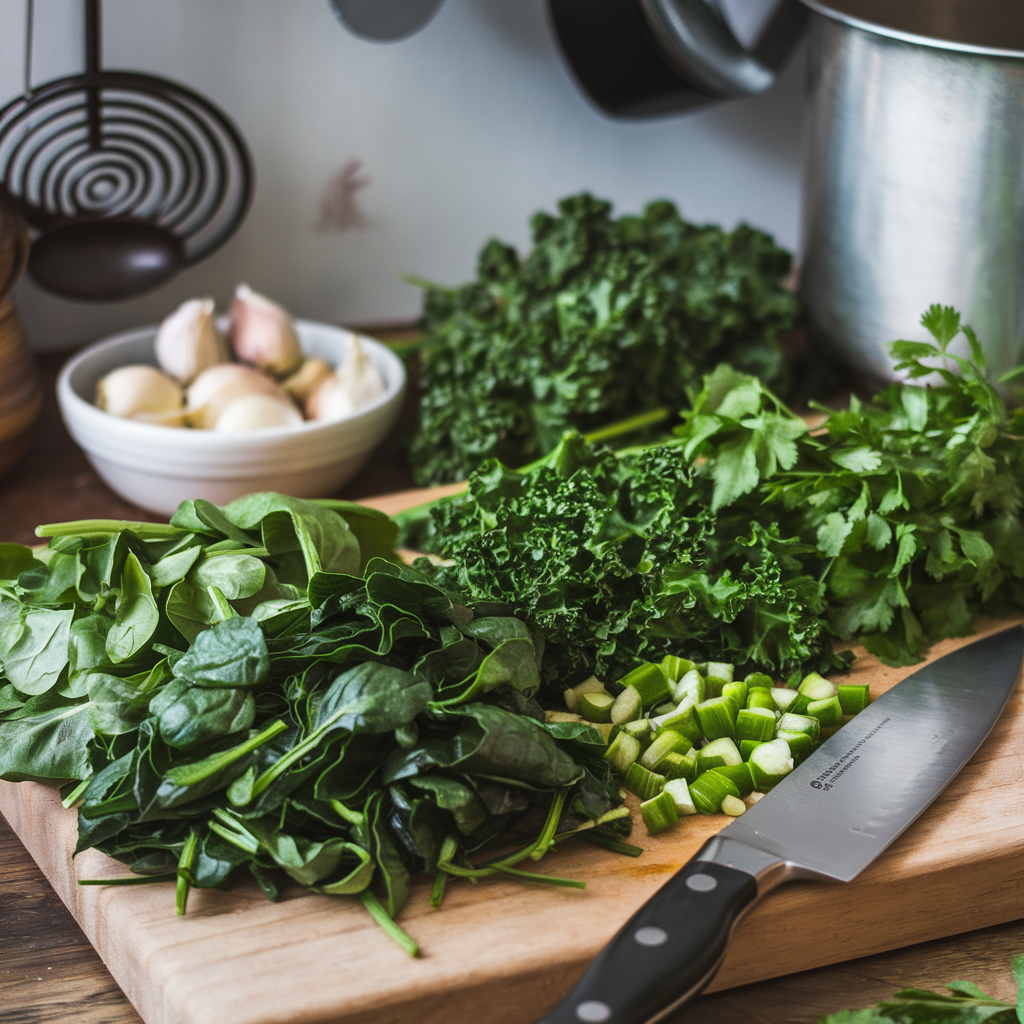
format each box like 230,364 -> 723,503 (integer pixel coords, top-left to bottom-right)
408,306 -> 1024,684
0,492 -> 628,952
409,192 -> 806,484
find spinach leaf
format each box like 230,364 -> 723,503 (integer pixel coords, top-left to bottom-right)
315,662 -> 431,736
0,702 -> 94,780
172,618 -> 269,689
0,603 -> 73,696
106,553 -> 159,664
188,552 -> 266,601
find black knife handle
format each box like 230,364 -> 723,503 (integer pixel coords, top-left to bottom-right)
537,860 -> 759,1024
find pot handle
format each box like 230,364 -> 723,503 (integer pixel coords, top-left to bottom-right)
638,0 -> 808,99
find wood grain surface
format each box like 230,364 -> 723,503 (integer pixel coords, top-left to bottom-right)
2,351 -> 1024,1024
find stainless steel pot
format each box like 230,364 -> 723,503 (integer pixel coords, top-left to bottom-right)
800,3 -> 1024,384
550,0 -> 1024,383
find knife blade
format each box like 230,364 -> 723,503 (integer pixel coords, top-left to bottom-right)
537,625 -> 1024,1024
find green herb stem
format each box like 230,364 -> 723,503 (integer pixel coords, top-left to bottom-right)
359,890 -> 420,958
78,874 -> 178,886
35,520 -> 184,539
176,831 -> 198,916
61,778 -> 91,808
164,720 -> 287,789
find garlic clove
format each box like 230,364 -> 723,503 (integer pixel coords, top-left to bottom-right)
214,394 -> 304,432
96,365 -> 184,422
186,363 -> 293,429
230,284 -> 303,378
154,297 -> 228,384
305,336 -> 386,421
282,357 -> 332,405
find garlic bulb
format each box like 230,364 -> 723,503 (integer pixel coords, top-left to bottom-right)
214,394 -> 303,432
186,364 -> 293,429
154,298 -> 228,383
282,357 -> 332,404
306,336 -> 386,421
96,365 -> 184,424
230,284 -> 303,377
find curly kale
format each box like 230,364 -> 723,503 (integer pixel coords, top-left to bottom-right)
409,192 -> 801,484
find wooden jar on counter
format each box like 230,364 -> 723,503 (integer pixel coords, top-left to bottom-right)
0,191 -> 42,479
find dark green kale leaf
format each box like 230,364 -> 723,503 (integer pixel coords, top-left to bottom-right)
410,192 -> 801,484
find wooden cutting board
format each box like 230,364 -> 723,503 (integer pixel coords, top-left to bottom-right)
2,485 -> 1024,1024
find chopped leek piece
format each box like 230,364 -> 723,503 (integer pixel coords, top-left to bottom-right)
739,739 -> 764,760
720,795 -> 746,816
621,718 -> 652,745
748,738 -> 794,790
592,722 -> 615,743
689,770 -> 740,814
563,688 -> 580,713
777,712 -> 820,741
744,672 -> 773,690
579,692 -> 615,723
618,663 -> 670,707
706,662 -> 734,683
837,683 -> 870,715
603,732 -> 641,774
705,675 -> 729,698
650,699 -> 703,744
610,685 -> 643,725
790,671 -> 838,714
746,689 -> 776,711
663,778 -> 697,816
711,762 -> 754,797
721,681 -> 748,714
660,656 -> 695,685
695,695 -> 737,740
771,686 -> 798,712
807,695 -> 843,727
737,706 -> 776,743
776,729 -> 813,765
671,668 -> 706,705
696,737 -> 742,771
659,751 -> 697,782
641,789 -> 679,835
638,729 -> 692,772
624,762 -> 666,801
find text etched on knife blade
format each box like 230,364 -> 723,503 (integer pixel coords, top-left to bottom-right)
810,717 -> 891,791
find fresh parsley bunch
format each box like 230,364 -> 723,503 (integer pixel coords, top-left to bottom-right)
409,192 -> 801,484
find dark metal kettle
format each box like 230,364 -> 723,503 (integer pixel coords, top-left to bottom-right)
548,0 -> 808,118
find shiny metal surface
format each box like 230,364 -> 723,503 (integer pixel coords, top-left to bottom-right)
799,13 -> 1024,385
719,627 -> 1024,883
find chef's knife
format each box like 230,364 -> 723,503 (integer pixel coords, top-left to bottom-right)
537,625 -> 1024,1024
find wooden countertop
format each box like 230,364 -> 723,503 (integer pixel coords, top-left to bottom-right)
2,350 -> 1023,1024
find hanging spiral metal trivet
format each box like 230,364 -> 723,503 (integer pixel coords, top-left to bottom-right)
0,70 -> 252,266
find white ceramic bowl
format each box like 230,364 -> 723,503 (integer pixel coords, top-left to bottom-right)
58,320 -> 406,516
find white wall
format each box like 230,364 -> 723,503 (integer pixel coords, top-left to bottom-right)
0,0 -> 805,351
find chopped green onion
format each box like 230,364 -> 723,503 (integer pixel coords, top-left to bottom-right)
739,739 -> 764,760
619,663 -> 671,707
807,695 -> 843,727
706,662 -> 734,683
777,729 -> 814,765
695,696 -> 737,740
710,762 -> 754,797
591,722 -> 615,743
563,688 -> 580,712
720,795 -> 746,817
689,771 -> 740,814
603,732 -> 641,774
746,689 -> 776,711
721,681 -> 748,715
771,686 -> 798,712
650,698 -> 702,744
663,778 -> 697,816
744,672 -> 773,690
660,656 -> 695,685
578,692 -> 615,723
838,683 -> 870,715
748,738 -> 794,790
670,668 -> 706,705
621,718 -> 652,745
696,737 -> 742,771
737,706 -> 776,743
610,685 -> 643,725
790,671 -> 838,714
573,676 -> 609,698
624,762 -> 666,801
638,729 -> 692,772
659,751 -> 697,782
640,789 -> 679,835
704,675 -> 729,698
777,712 -> 820,741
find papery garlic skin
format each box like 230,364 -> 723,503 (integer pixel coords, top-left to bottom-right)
214,394 -> 303,432
154,298 -> 228,383
282,357 -> 332,405
187,363 -> 292,429
230,284 -> 303,378
96,365 -> 184,423
305,336 -> 386,421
